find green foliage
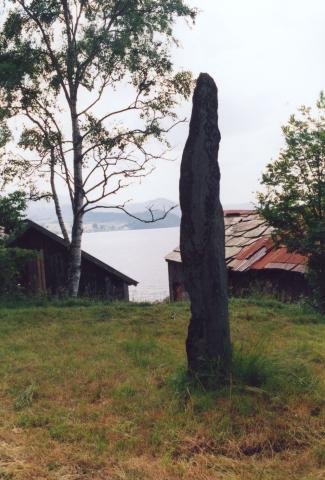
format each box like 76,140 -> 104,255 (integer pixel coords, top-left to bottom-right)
0,190 -> 27,237
257,92 -> 325,312
0,122 -> 11,147
0,245 -> 35,295
0,0 -> 196,206
0,190 -> 33,296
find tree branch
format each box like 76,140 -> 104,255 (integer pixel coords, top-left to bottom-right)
17,0 -> 71,105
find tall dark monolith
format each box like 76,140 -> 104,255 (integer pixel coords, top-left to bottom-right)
180,73 -> 231,385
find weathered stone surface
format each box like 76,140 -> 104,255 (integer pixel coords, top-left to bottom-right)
179,73 -> 231,381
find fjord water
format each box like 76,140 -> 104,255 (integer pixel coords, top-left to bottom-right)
83,227 -> 180,302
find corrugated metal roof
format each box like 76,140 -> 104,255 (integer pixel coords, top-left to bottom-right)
252,247 -> 307,271
236,237 -> 273,261
232,247 -> 268,272
292,264 -> 307,274
165,211 -> 308,275
264,262 -> 297,271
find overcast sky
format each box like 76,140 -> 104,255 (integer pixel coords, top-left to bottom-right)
125,0 -> 325,206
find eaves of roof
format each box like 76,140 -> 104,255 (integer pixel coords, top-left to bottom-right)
15,220 -> 138,286
165,212 -> 308,275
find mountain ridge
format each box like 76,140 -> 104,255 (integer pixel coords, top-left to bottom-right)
27,198 -> 254,233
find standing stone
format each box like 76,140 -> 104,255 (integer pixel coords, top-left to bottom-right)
180,73 -> 231,384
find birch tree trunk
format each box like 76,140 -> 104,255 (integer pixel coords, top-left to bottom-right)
68,210 -> 83,297
68,99 -> 84,297
50,150 -> 70,245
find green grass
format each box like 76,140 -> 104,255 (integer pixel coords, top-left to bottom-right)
0,298 -> 324,479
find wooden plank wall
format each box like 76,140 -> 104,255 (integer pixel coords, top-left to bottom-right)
26,251 -> 46,293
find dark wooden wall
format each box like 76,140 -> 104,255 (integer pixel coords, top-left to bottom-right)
228,270 -> 309,301
21,251 -> 46,293
167,261 -> 188,302
167,260 -> 309,302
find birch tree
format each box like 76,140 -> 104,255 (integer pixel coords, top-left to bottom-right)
0,0 -> 196,295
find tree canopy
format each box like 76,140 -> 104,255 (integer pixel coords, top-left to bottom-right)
258,92 -> 325,310
0,0 -> 196,295
0,190 -> 27,237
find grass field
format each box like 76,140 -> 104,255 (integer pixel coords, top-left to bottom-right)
0,298 -> 324,479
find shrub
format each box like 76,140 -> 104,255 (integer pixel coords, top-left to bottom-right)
0,246 -> 36,295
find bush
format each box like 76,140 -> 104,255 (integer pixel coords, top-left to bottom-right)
0,246 -> 36,295
307,257 -> 325,313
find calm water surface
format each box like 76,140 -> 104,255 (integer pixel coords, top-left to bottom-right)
83,227 -> 180,301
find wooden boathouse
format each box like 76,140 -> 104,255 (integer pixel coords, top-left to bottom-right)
12,220 -> 138,299
165,210 -> 308,302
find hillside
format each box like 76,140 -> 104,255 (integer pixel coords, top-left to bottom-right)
27,199 -> 254,234
0,299 -> 324,479
85,208 -> 181,230
27,198 -> 181,233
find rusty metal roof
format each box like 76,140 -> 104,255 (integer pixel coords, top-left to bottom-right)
165,210 -> 308,275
